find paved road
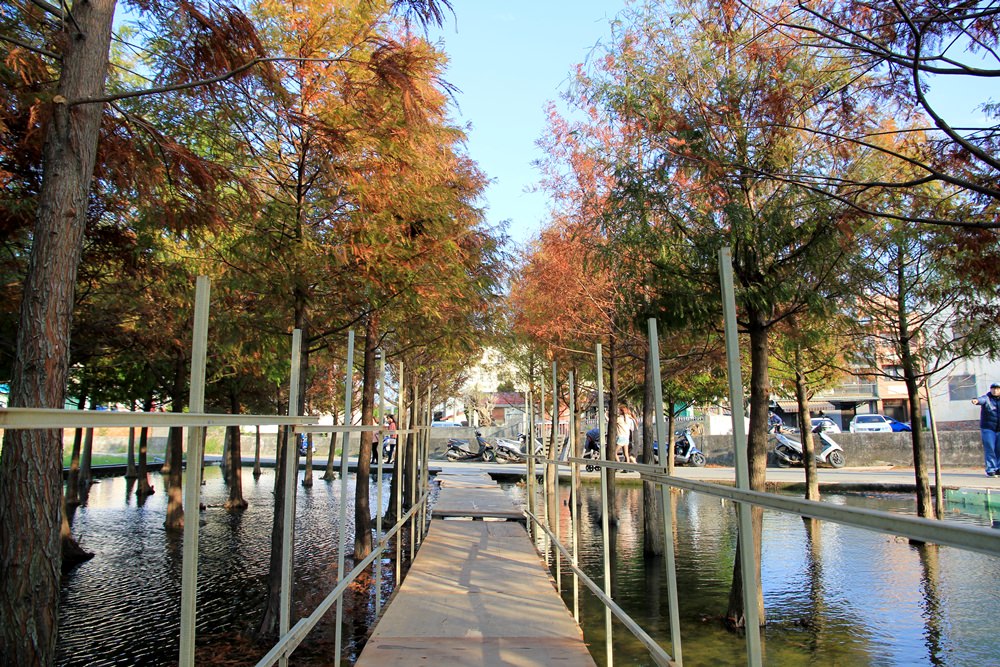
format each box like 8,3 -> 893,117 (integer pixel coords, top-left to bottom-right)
436,459 -> 1000,492
220,455 -> 1000,492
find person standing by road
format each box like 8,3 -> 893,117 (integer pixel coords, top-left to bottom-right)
384,414 -> 398,464
971,383 -> 1000,477
616,406 -> 637,463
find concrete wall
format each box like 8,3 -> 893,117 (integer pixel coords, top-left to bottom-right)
695,431 -> 985,468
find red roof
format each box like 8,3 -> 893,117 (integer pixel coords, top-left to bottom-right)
493,392 -> 525,407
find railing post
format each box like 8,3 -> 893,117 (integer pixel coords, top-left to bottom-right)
596,343 -> 613,667
409,380 -> 417,563
552,361 -> 561,592
278,328 -> 302,667
335,330 -> 355,665
376,351 -> 386,617
649,318 -> 683,666
395,361 -> 404,583
526,384 -> 536,542
569,370 -> 579,622
424,386 -> 432,541
540,370 -> 548,555
179,275 -> 210,667
719,247 -> 763,666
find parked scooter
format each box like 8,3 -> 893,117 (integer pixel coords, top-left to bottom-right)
494,432 -> 544,463
651,428 -> 707,467
771,422 -> 846,468
445,431 -> 496,462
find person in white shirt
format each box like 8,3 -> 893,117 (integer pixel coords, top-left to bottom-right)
615,406 -> 637,463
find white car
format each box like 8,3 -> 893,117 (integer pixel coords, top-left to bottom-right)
811,417 -> 841,433
849,414 -> 893,433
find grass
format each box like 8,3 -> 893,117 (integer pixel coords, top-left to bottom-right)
62,453 -> 165,467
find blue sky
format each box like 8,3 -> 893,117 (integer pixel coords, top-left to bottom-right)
429,3 -> 993,248
428,3 -> 628,246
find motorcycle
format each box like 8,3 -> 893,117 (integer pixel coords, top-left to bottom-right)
771,422 -> 846,468
445,431 -> 496,462
494,432 -> 544,464
652,428 -> 707,467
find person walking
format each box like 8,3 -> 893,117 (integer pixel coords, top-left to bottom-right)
971,383 -> 1000,477
383,414 -> 398,464
616,406 -> 637,463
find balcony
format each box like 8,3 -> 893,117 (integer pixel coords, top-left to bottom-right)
814,381 -> 878,401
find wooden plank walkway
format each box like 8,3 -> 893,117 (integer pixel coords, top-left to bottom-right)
355,472 -> 596,666
430,471 -> 526,522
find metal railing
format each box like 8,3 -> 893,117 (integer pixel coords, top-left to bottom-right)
0,277 -> 436,667
519,250 -> 1000,667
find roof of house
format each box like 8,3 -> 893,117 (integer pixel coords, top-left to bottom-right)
493,391 -> 525,407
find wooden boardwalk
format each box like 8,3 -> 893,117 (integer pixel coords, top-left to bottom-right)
355,471 -> 596,666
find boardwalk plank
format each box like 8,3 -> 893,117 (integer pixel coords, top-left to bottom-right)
432,486 -> 525,521
356,520 -> 595,666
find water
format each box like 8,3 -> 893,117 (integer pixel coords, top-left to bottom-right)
58,470 -> 1000,666
57,466 -> 398,666
517,482 -> 1000,666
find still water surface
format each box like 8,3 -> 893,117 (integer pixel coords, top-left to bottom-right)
59,469 -> 999,666
58,466 -> 394,666
510,482 -> 1000,666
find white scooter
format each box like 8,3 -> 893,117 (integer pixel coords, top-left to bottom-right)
771,422 -> 846,468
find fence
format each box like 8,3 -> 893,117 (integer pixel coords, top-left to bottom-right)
0,277 -> 435,667
519,250 -> 1000,666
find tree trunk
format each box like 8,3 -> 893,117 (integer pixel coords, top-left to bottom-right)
80,423 -> 95,491
66,393 -> 87,508
354,315 -> 378,559
725,318 -> 768,629
137,426 -> 154,497
220,424 -> 231,481
60,493 -> 93,570
164,425 -> 185,531
165,357 -> 187,531
894,241 -> 933,518
224,391 -> 247,510
322,422 -> 338,482
260,303 -> 309,637
125,423 -> 137,480
258,426 -> 294,638
794,347 -> 820,502
0,1 -> 116,662
902,350 -> 934,519
253,425 -> 262,479
643,338 -> 664,555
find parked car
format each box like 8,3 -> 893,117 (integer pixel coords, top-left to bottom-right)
432,421 -> 463,428
810,417 -> 841,433
849,414 -> 893,433
886,417 -> 912,432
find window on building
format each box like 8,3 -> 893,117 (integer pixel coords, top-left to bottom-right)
883,365 -> 904,379
948,374 -> 977,401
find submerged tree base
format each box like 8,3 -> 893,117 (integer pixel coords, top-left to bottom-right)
61,537 -> 95,572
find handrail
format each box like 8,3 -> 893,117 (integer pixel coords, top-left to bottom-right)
255,488 -> 432,667
0,408 -> 317,429
525,509 -> 674,667
642,470 -> 1000,556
